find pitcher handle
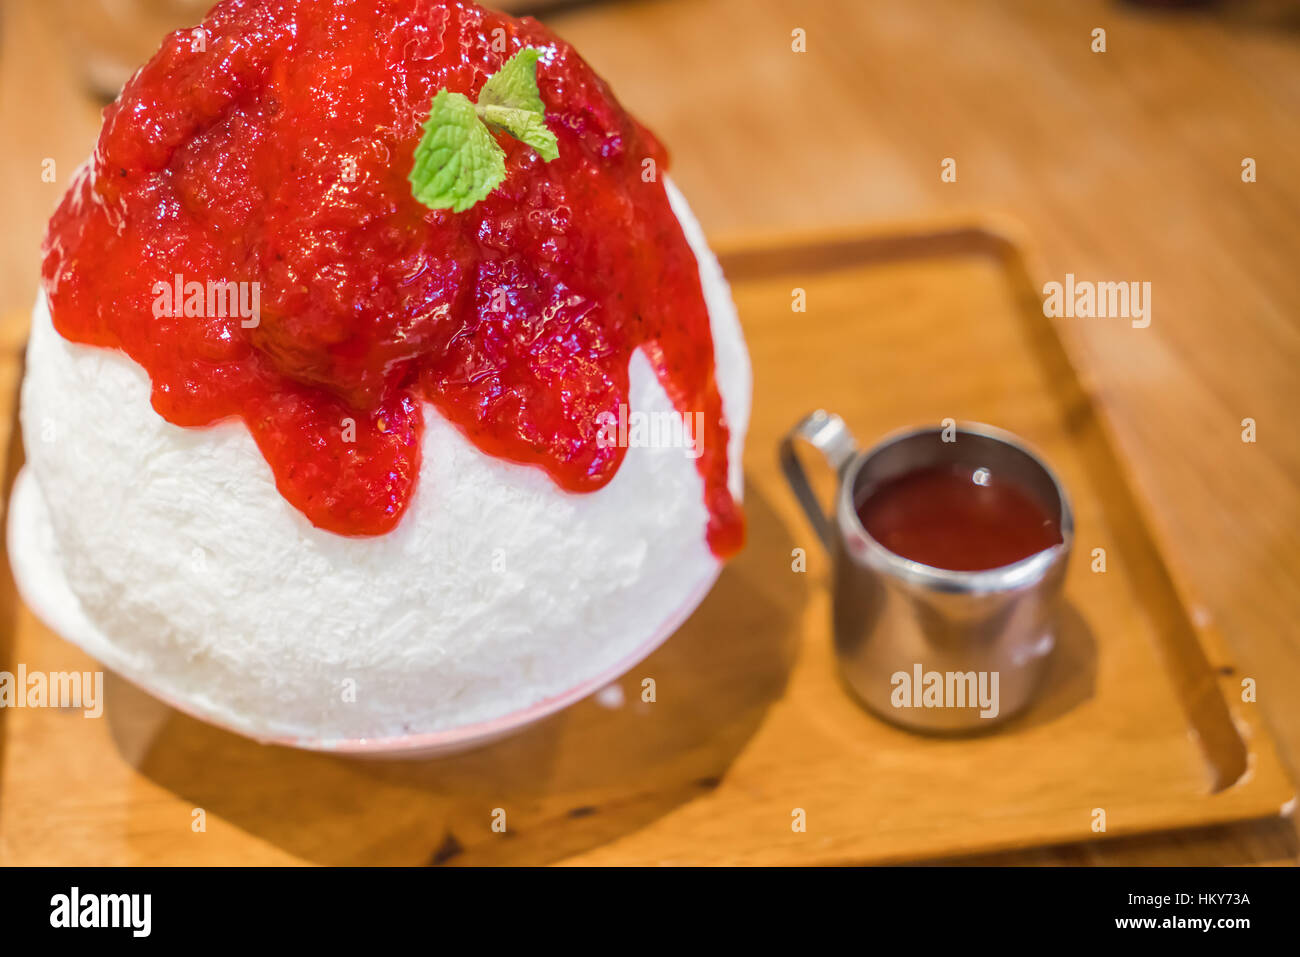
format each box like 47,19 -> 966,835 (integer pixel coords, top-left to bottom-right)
779,410 -> 859,550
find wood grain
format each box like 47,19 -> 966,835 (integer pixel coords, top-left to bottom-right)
0,0 -> 1297,864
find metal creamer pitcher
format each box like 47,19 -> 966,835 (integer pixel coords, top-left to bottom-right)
781,414 -> 1073,731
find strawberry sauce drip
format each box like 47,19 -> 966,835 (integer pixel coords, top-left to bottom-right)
41,0 -> 743,556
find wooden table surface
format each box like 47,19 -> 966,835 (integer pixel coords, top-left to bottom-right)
1,0 -> 1297,865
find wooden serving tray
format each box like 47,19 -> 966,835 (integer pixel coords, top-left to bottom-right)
0,223 -> 1292,865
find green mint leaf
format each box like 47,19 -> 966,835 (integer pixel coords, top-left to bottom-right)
479,48 -> 548,115
410,47 -> 560,213
476,48 -> 559,162
409,89 -> 506,213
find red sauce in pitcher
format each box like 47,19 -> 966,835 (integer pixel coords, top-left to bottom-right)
856,464 -> 1061,571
